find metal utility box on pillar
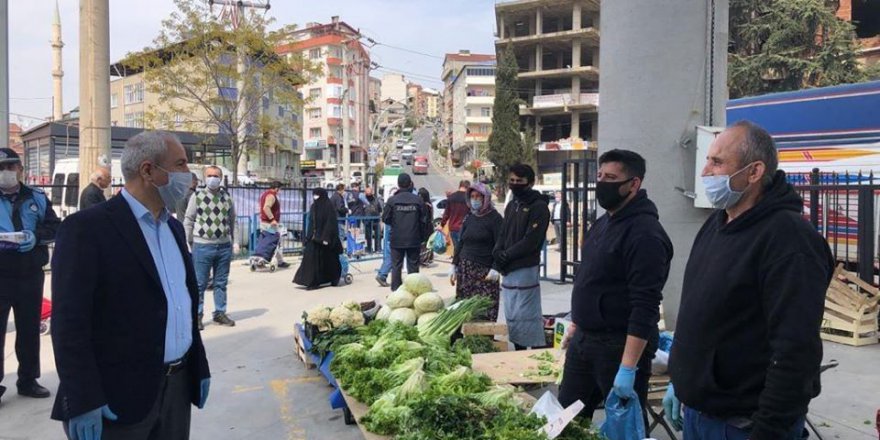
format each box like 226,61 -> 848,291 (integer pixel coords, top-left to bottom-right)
598,0 -> 729,329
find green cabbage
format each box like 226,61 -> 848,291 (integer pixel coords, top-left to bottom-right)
413,292 -> 444,314
403,273 -> 434,295
387,289 -> 416,309
376,305 -> 392,320
388,308 -> 418,326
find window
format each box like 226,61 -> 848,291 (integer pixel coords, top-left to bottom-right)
309,88 -> 322,99
278,106 -> 285,117
330,66 -> 343,78
124,82 -> 144,104
309,127 -> 322,138
478,125 -> 490,134
327,85 -> 343,98
110,93 -> 118,108
174,113 -> 184,124
330,105 -> 342,118
124,111 -> 145,128
481,107 -> 492,117
465,108 -> 472,117
309,108 -> 322,119
328,46 -> 343,58
309,48 -> 322,60
466,67 -> 496,77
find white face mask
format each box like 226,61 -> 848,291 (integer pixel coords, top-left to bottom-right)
313,195 -> 320,201
702,164 -> 753,209
0,170 -> 18,189
206,176 -> 222,190
152,166 -> 193,210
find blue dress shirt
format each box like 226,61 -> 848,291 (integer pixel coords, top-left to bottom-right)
121,189 -> 193,362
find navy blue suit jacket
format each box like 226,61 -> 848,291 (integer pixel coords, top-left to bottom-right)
50,194 -> 210,423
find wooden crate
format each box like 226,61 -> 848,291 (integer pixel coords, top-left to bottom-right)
461,321 -> 510,352
293,325 -> 316,369
820,265 -> 880,347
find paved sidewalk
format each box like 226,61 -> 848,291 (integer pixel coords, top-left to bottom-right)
3,252 -> 878,439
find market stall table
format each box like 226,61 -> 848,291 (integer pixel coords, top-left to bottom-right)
471,348 -> 563,385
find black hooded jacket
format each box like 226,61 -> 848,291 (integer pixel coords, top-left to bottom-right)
571,190 -> 673,341
670,171 -> 834,440
493,188 -> 551,274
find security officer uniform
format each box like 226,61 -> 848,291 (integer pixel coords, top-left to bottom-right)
0,148 -> 60,403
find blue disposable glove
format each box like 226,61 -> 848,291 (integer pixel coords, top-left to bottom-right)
662,383 -> 683,431
68,405 -> 118,440
17,230 -> 36,253
612,364 -> 637,399
198,378 -> 210,409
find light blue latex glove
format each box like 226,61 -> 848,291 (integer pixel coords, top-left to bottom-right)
198,378 -> 210,409
17,230 -> 36,253
68,405 -> 117,440
662,383 -> 683,431
611,364 -> 637,399
484,269 -> 501,282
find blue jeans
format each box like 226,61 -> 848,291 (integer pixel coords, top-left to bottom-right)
192,242 -> 232,315
450,230 -> 461,250
683,407 -> 806,440
378,224 -> 392,278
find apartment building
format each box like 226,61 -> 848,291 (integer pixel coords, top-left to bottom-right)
451,63 -> 497,166
422,89 -> 440,121
108,57 -> 301,181
440,51 -> 496,154
279,16 -> 372,180
407,83 -> 425,121
495,0 -> 600,180
378,73 -> 410,132
836,0 -> 880,66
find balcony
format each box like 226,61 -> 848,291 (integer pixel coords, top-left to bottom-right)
495,26 -> 600,48
466,115 -> 492,124
520,92 -> 599,115
465,133 -> 490,142
466,76 -> 495,86
327,57 -> 342,65
518,66 -> 599,82
466,96 -> 494,106
327,117 -> 342,126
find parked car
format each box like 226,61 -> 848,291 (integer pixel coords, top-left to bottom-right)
413,157 -> 429,175
402,152 -> 414,165
430,196 -> 446,226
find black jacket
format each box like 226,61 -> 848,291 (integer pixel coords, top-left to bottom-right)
571,190 -> 672,340
670,171 -> 834,440
51,195 -> 210,423
453,210 -> 503,268
382,190 -> 430,248
493,189 -> 551,274
0,185 -> 60,277
79,183 -> 107,210
364,195 -> 383,217
330,192 -> 348,217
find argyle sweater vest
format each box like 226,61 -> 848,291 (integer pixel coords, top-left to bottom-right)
194,189 -> 232,240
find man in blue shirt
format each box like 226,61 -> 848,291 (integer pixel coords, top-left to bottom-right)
51,132 -> 210,440
0,148 -> 60,405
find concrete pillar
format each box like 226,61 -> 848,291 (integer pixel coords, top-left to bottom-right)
536,7 -> 543,35
535,80 -> 542,97
572,76 -> 581,103
573,39 -> 582,68
536,116 -> 543,142
0,0 -> 7,149
591,118 -> 599,140
499,14 -> 506,39
573,2 -> 582,30
535,44 -> 543,71
599,0 -> 728,327
592,47 -> 600,69
79,0 -> 112,193
570,111 -> 580,139
52,1 -> 64,121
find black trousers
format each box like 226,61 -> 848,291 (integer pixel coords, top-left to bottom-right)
63,367 -> 192,440
364,220 -> 379,253
0,272 -> 44,385
558,329 -> 654,426
390,247 -> 420,291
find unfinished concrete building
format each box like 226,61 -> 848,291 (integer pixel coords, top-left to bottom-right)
495,0 -> 600,181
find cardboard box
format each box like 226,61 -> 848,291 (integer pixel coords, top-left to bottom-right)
553,317 -> 573,348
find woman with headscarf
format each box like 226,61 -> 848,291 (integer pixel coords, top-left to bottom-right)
418,187 -> 434,267
294,188 -> 343,290
450,182 -> 503,321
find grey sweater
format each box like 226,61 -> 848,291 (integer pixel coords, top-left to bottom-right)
184,187 -> 237,245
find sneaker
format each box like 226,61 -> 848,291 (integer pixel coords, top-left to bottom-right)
278,261 -> 291,268
17,380 -> 51,398
375,275 -> 389,287
198,314 -> 205,331
213,312 -> 236,327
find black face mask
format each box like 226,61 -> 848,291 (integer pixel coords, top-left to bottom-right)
596,178 -> 634,211
366,194 -> 374,201
509,183 -> 529,198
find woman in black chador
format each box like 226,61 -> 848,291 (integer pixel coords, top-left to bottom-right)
294,188 -> 343,290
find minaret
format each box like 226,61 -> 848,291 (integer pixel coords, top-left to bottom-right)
51,0 -> 63,121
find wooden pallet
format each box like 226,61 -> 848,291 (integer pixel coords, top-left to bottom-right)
293,325 -> 316,369
820,265 -> 879,347
461,321 -> 510,352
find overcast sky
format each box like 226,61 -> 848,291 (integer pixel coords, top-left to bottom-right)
9,0 -> 497,129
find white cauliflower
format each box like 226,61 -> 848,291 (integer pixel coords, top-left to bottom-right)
329,306 -> 365,328
305,305 -> 333,331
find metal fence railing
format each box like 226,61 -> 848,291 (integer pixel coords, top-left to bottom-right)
789,169 -> 880,283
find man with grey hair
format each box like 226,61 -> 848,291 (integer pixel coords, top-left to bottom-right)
664,121 -> 834,440
79,167 -> 111,210
51,131 -> 211,440
184,165 -> 237,330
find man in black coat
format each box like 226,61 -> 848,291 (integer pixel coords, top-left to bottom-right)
558,150 -> 673,424
382,173 -> 430,291
78,167 -> 110,210
51,131 -> 211,440
664,121 -> 834,440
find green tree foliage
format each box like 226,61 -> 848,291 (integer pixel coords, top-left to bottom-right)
124,0 -> 319,182
488,45 -> 530,196
729,0 -> 871,98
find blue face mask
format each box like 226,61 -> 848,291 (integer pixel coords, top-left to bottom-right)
702,164 -> 752,209
470,199 -> 482,211
153,166 -> 193,210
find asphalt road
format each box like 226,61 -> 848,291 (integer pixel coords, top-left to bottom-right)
406,126 -> 459,199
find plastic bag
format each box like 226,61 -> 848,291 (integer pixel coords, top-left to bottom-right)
530,391 -> 585,439
599,392 -> 646,440
430,231 -> 447,254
